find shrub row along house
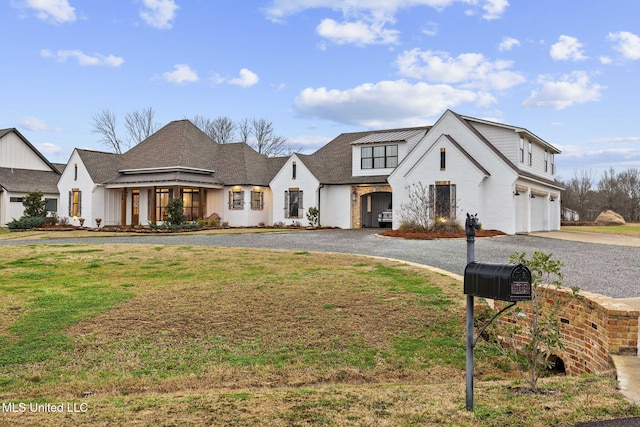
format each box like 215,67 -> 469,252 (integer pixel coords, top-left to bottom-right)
1,110 -> 563,234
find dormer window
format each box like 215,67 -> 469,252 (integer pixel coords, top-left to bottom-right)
361,144 -> 398,169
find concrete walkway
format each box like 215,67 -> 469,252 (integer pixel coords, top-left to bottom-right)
530,230 -> 640,247
531,231 -> 640,406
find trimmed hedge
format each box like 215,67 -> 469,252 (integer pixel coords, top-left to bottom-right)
7,216 -> 46,230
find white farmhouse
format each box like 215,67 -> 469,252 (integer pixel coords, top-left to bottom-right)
56,110 -> 563,233
0,128 -> 62,226
388,110 -> 562,234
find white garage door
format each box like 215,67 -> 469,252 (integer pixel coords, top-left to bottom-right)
530,195 -> 546,231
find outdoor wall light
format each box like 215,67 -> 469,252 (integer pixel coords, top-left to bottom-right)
514,189 -> 520,196
550,196 -> 555,202
530,193 -> 536,199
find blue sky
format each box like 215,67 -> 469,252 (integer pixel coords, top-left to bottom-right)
2,0 -> 640,182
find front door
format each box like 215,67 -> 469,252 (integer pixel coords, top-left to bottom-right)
132,190 -> 140,225
435,184 -> 450,219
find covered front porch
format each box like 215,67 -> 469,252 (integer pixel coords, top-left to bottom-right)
103,169 -> 225,226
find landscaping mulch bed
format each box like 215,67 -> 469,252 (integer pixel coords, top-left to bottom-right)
379,229 -> 506,239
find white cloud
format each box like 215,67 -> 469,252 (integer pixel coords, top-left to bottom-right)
40,49 -> 124,67
265,0 -> 508,22
228,68 -> 260,88
19,116 -> 52,131
422,22 -> 438,36
35,142 -> 67,158
498,36 -> 520,52
294,79 -> 495,128
482,0 -> 509,20
140,0 -> 179,29
162,64 -> 198,84
608,31 -> 640,60
523,71 -> 605,110
395,49 -> 525,90
316,18 -> 399,45
599,56 -> 612,65
550,35 -> 587,61
21,0 -> 76,24
265,1 -> 508,46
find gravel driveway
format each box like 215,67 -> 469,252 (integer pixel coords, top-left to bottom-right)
1,229 -> 638,299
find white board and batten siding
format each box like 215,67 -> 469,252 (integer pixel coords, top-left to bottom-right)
0,131 -> 52,171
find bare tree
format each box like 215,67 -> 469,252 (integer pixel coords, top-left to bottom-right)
251,117 -> 288,157
597,167 -> 620,212
91,109 -> 124,153
398,181 -> 433,231
191,115 -> 216,140
617,168 -> 640,222
212,116 -> 237,144
237,118 -> 251,144
93,107 -> 158,153
564,169 -> 595,220
125,107 -> 158,145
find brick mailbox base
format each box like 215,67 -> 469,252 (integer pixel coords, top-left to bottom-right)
494,285 -> 639,375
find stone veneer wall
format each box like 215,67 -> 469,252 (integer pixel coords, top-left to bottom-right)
494,286 -> 639,375
350,185 -> 392,229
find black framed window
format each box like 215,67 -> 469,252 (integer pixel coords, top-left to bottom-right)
285,189 -> 303,218
361,144 -> 398,169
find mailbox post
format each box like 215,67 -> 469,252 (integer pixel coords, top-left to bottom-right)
464,214 -> 480,411
463,213 -> 532,411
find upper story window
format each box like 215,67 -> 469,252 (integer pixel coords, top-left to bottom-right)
527,141 -> 533,166
519,138 -> 525,163
361,144 -> 398,169
292,161 -> 297,179
550,153 -> 555,174
544,150 -> 549,172
440,148 -> 446,170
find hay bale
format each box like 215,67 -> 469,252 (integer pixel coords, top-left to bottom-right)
595,210 -> 626,226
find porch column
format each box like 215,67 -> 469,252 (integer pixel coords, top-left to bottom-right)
120,188 -> 127,226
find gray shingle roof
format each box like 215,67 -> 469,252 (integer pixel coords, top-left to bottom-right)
0,167 -> 60,193
82,120 -> 288,187
76,150 -> 121,183
119,120 -> 217,171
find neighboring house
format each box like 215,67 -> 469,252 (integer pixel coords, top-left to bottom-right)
388,110 -> 563,234
57,110 -> 563,234
0,128 -> 61,226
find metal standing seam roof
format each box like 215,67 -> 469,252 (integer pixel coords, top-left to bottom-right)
349,129 -> 427,145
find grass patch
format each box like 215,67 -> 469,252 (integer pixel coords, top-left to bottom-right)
562,223 -> 640,237
0,244 -> 636,426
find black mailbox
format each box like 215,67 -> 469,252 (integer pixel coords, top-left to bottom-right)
464,262 -> 532,302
